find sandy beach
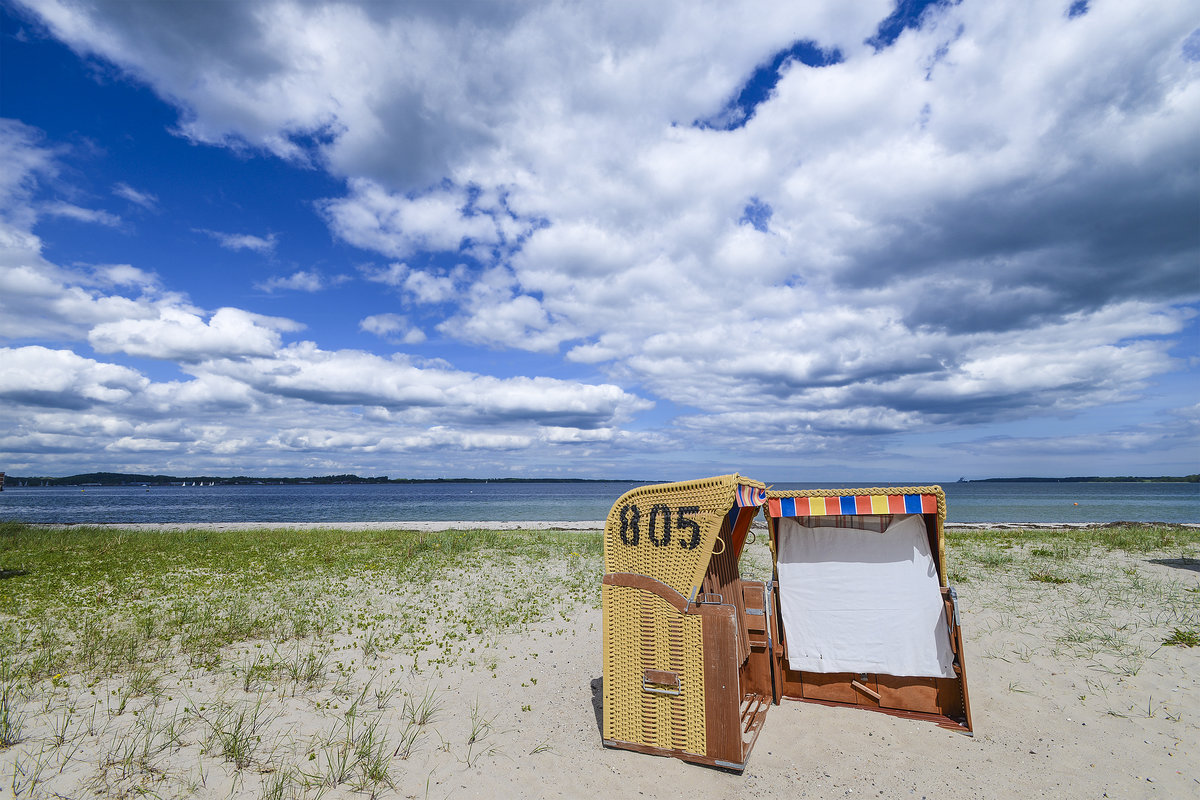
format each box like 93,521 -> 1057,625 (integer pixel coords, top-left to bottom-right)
0,522 -> 1196,799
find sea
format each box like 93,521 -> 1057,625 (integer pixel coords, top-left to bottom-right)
0,480 -> 1196,525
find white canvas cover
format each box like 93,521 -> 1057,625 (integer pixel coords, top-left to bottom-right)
776,513 -> 956,679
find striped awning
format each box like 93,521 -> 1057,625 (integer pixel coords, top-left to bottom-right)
767,493 -> 938,517
734,484 -> 768,507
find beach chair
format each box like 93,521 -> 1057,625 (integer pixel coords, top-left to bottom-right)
601,474 -> 772,771
763,486 -> 973,733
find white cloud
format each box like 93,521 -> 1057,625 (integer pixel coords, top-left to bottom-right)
0,346 -> 148,409
256,270 -> 349,293
196,228 -> 278,253
89,306 -> 304,362
361,262 -> 408,287
401,268 -> 460,304
0,112 -> 657,475
96,264 -> 157,287
200,342 -> 651,428
359,313 -> 426,344
112,182 -> 157,209
361,262 -> 463,304
0,258 -> 167,342
323,180 -> 502,259
0,341 -> 661,475
42,200 -> 122,227
0,119 -> 59,224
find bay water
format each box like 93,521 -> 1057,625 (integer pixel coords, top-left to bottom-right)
0,480 -> 1195,525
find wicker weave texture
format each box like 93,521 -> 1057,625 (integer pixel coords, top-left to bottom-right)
602,584 -> 706,754
603,474 -> 764,598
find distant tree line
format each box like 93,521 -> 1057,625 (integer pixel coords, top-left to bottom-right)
968,475 -> 1198,483
3,472 -> 391,486
2,472 -> 642,486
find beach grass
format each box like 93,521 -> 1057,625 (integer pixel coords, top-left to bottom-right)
0,522 -> 606,797
0,522 -> 602,680
0,520 -> 1195,797
945,523 -> 1199,678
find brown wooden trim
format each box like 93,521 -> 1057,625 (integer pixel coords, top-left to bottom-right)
701,604 -> 742,764
602,572 -> 689,612
944,588 -> 974,733
779,694 -> 971,734
602,739 -> 747,772
644,669 -> 679,687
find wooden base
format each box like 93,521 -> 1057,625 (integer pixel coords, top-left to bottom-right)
603,691 -> 771,772
780,694 -> 972,734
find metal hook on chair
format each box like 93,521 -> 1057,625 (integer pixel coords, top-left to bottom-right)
712,536 -> 726,556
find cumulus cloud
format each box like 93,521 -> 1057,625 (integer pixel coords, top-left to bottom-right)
5,0 -> 1199,476
0,341 -> 660,475
88,306 -> 304,362
0,109 -> 661,475
361,262 -> 465,304
323,180 -> 504,259
359,313 -> 426,344
0,255 -> 168,343
0,346 -> 147,409
199,342 -> 651,428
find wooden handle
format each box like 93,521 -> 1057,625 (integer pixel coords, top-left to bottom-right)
643,669 -> 681,696
851,680 -> 881,702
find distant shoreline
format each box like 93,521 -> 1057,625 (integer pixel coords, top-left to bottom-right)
0,473 -> 654,487
3,471 -> 1196,487
962,475 -> 1198,483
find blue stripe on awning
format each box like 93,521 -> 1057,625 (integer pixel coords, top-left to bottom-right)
903,494 -> 922,513
839,496 -> 856,514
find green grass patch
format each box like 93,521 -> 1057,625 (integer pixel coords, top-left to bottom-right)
1028,571 -> 1071,584
945,523 -> 1199,555
0,522 -> 604,682
1162,627 -> 1199,647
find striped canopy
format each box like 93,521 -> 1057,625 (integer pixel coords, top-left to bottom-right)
767,493 -> 938,518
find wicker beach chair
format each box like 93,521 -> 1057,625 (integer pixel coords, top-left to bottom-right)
763,486 -> 973,733
601,474 -> 772,771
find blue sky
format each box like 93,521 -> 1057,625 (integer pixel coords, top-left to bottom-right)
1,0 -> 1197,481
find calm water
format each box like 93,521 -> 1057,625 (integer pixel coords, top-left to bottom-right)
0,480 -> 1195,525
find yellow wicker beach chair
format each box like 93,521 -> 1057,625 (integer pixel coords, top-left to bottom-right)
601,474 -> 771,771
763,486 -> 973,733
